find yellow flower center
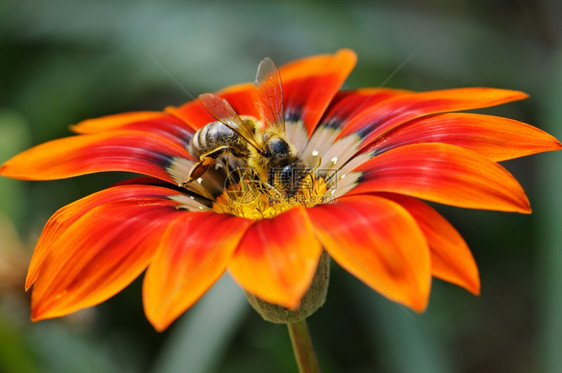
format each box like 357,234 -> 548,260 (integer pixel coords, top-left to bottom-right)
213,171 -> 329,219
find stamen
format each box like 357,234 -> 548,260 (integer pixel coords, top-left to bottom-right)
311,150 -> 319,157
213,171 -> 329,220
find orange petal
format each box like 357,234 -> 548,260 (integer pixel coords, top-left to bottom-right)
30,195 -> 184,321
0,131 -> 191,182
319,88 -> 412,129
167,83 -> 259,131
337,88 -> 528,149
368,113 -> 562,161
351,143 -> 531,213
307,195 -> 431,312
143,212 -> 250,331
378,192 -> 480,294
71,112 -> 165,132
71,112 -> 193,147
280,49 -> 357,136
164,50 -> 356,137
25,184 -> 183,290
228,207 -> 322,309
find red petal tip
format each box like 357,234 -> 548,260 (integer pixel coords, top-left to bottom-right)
0,163 -> 10,176
411,296 -> 429,313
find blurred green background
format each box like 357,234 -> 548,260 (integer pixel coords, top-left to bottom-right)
1,0 -> 561,372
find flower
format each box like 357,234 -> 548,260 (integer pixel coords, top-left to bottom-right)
1,49 -> 560,331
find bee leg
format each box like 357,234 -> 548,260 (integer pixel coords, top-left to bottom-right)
182,146 -> 230,187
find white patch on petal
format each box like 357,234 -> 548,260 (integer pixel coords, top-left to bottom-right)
297,125 -> 371,201
330,172 -> 362,199
285,120 -> 308,155
337,151 -> 373,176
301,126 -> 363,173
302,126 -> 340,167
167,157 -> 194,186
169,194 -> 211,211
320,134 -> 363,171
327,151 -> 373,198
167,156 -> 221,199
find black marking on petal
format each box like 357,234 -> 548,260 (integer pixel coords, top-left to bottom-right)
158,118 -> 194,144
354,125 -> 374,139
114,176 -> 177,188
324,120 -> 343,130
285,107 -> 303,122
155,152 -> 176,168
319,117 -> 345,130
356,172 -> 367,184
354,110 -> 405,140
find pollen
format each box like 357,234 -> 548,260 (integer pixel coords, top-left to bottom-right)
213,174 -> 329,220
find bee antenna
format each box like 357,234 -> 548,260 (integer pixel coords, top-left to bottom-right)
344,52 -> 418,121
151,56 -> 221,131
151,56 -> 198,102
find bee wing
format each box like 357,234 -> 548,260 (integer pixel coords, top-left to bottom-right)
198,93 -> 264,153
255,57 -> 285,132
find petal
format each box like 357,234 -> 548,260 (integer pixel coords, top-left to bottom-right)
307,195 -> 431,312
25,184 -> 185,290
143,212 -> 250,331
378,192 -> 480,294
29,192 -> 185,321
71,112 -> 194,147
337,88 -> 529,149
368,113 -> 562,161
351,143 -> 531,213
281,49 -> 357,136
228,207 -> 322,309
299,89 -> 411,173
167,83 -> 259,131
318,88 -> 412,129
0,131 -> 191,183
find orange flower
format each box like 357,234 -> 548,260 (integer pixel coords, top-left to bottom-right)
1,49 -> 560,331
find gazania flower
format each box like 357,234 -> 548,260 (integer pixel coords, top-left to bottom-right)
1,49 -> 560,331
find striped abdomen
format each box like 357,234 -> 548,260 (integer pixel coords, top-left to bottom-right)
190,121 -> 249,159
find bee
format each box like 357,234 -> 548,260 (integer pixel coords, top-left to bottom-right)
183,58 -> 309,196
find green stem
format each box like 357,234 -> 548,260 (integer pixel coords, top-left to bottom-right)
287,319 -> 321,373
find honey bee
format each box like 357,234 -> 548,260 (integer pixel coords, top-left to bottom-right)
183,58 -> 309,196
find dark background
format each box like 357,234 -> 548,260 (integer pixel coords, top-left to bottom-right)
0,0 -> 561,372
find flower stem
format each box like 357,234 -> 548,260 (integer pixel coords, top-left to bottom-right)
287,319 -> 321,373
